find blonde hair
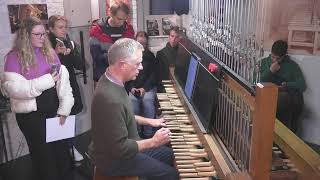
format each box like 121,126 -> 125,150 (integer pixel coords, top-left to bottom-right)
48,15 -> 68,29
13,16 -> 54,74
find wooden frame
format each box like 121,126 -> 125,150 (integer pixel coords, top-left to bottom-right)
288,24 -> 320,55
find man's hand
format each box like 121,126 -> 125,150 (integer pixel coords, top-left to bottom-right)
137,88 -> 146,97
270,61 -> 280,73
130,88 -> 138,94
55,44 -> 71,56
136,127 -> 170,151
64,48 -> 71,55
149,118 -> 166,127
58,115 -> 67,125
152,128 -> 171,147
279,82 -> 287,91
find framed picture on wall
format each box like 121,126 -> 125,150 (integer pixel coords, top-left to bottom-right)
7,4 -> 48,33
146,19 -> 160,36
162,17 -> 176,35
145,15 -> 178,36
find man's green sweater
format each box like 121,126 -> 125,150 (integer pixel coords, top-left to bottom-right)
260,55 -> 306,92
91,75 -> 140,169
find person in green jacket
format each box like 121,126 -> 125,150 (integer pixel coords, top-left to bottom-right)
260,40 -> 306,133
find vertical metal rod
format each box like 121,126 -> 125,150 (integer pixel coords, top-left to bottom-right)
226,86 -> 231,148
245,105 -> 252,169
240,99 -> 245,169
216,88 -> 221,133
224,0 -> 229,66
222,84 -> 228,141
228,0 -> 234,69
213,0 -> 217,59
235,94 -> 241,165
218,84 -> 223,135
79,31 -> 87,84
234,94 -> 240,161
229,90 -> 236,154
210,0 -> 214,55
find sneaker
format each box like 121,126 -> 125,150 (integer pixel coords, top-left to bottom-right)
72,146 -> 84,162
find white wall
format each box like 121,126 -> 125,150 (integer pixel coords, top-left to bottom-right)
292,55 -> 320,145
91,0 -> 100,21
64,0 -> 92,27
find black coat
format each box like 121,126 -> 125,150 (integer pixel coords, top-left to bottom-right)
49,32 -> 84,115
155,43 -> 178,92
125,50 -> 157,92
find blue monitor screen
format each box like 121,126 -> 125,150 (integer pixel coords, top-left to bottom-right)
184,55 -> 198,100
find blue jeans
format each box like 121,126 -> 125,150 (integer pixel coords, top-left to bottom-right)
102,145 -> 179,180
129,87 -> 156,138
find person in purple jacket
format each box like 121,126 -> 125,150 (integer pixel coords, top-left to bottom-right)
2,17 -> 74,180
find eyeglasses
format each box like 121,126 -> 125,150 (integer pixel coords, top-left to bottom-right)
31,32 -> 48,38
125,61 -> 142,69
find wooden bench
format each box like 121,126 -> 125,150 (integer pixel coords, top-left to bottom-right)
93,167 -> 138,180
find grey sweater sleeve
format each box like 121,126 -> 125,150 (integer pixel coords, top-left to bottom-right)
91,90 -> 138,164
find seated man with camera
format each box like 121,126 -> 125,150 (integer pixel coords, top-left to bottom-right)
259,40 -> 306,133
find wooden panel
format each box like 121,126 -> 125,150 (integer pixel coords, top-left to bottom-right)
204,134 -> 232,179
249,83 -> 278,180
273,120 -> 320,180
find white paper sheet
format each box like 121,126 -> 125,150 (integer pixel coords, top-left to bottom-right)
46,115 -> 75,143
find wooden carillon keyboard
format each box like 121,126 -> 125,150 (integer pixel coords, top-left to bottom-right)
163,34 -> 320,179
157,80 -> 218,180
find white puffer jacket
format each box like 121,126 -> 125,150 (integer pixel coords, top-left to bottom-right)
1,65 -> 74,116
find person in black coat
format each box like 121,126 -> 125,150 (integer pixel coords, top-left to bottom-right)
125,31 -> 157,138
155,26 -> 181,92
48,15 -> 84,162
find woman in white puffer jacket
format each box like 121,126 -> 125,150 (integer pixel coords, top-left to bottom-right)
1,17 -> 74,180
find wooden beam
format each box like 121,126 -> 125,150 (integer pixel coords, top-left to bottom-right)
204,134 -> 232,178
249,83 -> 278,180
273,119 -> 320,180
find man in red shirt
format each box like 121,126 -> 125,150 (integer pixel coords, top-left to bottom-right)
89,1 -> 134,83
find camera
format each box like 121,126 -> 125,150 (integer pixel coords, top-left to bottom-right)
56,38 -> 65,47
